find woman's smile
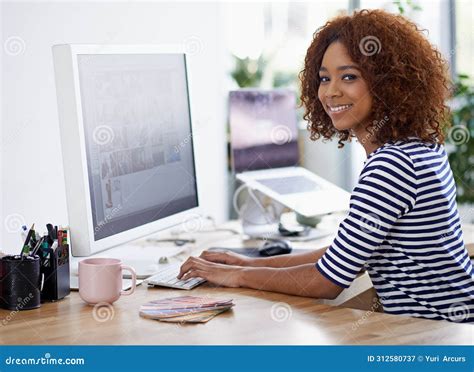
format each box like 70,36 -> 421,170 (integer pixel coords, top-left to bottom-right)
326,103 -> 354,115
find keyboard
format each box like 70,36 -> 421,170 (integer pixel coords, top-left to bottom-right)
255,175 -> 321,195
144,263 -> 206,290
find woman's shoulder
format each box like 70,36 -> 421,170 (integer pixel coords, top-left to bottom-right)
367,137 -> 445,167
358,140 -> 418,194
364,140 -> 415,172
361,137 -> 442,183
361,138 -> 447,187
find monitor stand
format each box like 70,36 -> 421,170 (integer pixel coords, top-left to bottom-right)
239,189 -> 334,242
240,188 -> 286,238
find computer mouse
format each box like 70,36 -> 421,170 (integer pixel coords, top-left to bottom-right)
258,239 -> 292,257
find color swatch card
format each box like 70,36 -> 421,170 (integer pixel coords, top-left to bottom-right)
139,296 -> 234,323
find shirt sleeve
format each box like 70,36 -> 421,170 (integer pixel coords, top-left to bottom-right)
316,148 -> 417,288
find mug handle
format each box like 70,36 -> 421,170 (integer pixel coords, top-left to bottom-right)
120,265 -> 137,296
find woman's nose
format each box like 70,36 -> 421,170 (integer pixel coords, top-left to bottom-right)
325,81 -> 342,98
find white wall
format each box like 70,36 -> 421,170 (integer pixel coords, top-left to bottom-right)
1,1 -> 228,253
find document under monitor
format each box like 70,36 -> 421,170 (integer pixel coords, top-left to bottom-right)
53,45 -> 202,276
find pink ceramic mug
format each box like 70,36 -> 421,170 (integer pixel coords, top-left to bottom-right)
78,258 -> 136,305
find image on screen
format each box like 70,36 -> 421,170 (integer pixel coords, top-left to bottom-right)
77,53 -> 198,240
229,90 -> 299,173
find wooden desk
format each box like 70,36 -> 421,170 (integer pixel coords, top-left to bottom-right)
1,219 -> 473,345
1,284 -> 472,345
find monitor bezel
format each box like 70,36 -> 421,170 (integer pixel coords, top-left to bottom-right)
53,44 -> 201,256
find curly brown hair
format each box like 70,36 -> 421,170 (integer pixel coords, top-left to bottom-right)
300,9 -> 452,148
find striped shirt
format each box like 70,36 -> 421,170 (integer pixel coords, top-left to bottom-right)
316,138 -> 474,323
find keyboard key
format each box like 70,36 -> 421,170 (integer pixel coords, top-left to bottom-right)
145,263 -> 206,290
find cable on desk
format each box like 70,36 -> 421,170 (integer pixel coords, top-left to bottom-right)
169,215 -> 241,238
232,183 -> 279,226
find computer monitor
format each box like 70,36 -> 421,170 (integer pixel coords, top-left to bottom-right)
229,89 -> 299,173
52,44 -> 200,258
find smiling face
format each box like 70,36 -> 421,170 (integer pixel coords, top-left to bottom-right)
318,42 -> 373,133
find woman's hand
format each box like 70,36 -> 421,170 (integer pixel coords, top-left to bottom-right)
177,256 -> 244,288
199,250 -> 255,267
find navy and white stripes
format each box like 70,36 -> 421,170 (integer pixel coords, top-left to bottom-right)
316,138 -> 474,323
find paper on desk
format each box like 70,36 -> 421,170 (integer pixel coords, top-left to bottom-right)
159,309 -> 229,323
140,304 -> 234,319
139,296 -> 234,323
143,295 -> 233,309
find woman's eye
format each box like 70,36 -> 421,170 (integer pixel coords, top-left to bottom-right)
342,74 -> 357,81
319,76 -> 330,83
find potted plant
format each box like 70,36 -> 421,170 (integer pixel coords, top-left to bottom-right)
446,74 -> 474,222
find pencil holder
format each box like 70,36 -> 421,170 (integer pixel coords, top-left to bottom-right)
41,244 -> 70,302
0,255 -> 41,310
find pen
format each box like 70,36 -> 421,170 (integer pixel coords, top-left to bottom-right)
62,229 -> 68,246
46,223 -> 55,245
41,238 -> 50,267
22,223 -> 35,246
58,229 -> 63,246
20,225 -> 28,242
31,236 -> 45,257
20,244 -> 30,257
29,231 -> 38,248
20,224 -> 35,258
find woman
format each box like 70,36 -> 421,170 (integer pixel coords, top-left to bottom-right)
179,9 -> 474,323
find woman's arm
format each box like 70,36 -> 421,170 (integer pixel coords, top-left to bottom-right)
199,246 -> 328,268
178,257 -> 343,299
240,263 -> 343,299
249,247 -> 328,267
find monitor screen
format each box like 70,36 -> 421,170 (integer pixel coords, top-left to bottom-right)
77,53 -> 198,241
229,90 -> 299,173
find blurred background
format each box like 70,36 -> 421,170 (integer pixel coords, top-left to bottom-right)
1,0 -> 473,252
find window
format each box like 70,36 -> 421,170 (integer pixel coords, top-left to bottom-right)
455,0 -> 474,83
225,1 -> 350,90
